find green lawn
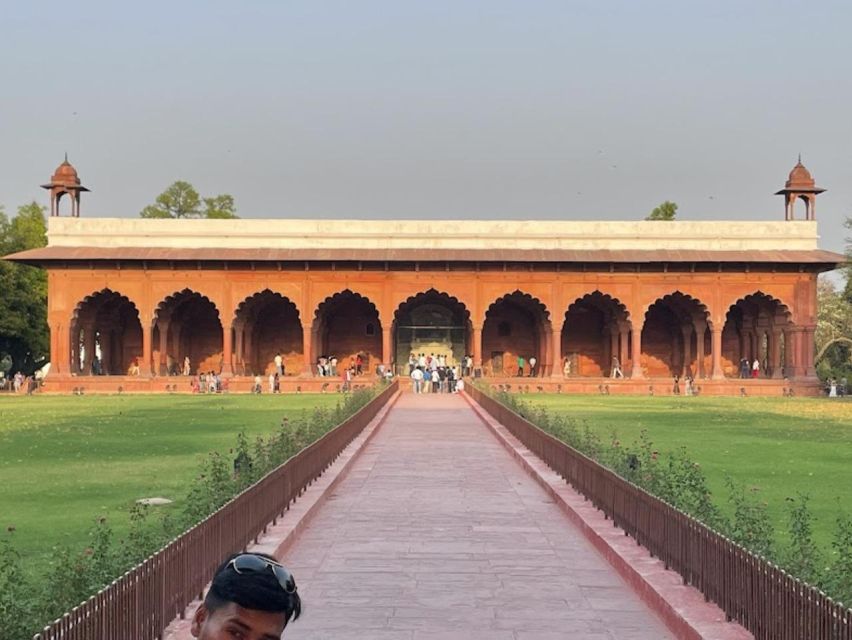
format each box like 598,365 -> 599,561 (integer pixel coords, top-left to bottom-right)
520,394 -> 852,552
0,393 -> 340,576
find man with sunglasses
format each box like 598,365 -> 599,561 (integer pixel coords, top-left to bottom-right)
191,552 -> 301,640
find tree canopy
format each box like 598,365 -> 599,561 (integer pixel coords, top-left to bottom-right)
0,202 -> 49,375
646,200 -> 678,221
140,181 -> 238,219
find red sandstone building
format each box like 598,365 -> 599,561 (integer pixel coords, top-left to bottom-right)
3,159 -> 843,394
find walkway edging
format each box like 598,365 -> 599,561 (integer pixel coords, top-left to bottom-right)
462,390 -> 753,640
163,389 -> 401,640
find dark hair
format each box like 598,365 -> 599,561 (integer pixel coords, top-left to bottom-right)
205,553 -> 301,623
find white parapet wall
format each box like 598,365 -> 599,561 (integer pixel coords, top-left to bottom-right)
46,217 -> 820,252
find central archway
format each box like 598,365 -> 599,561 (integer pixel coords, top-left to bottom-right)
154,290 -> 223,375
393,290 -> 471,374
562,292 -> 630,376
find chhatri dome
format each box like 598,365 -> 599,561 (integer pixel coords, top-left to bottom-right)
40,154 -> 89,217
775,156 -> 825,221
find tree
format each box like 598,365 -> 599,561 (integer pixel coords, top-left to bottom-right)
0,202 -> 49,375
815,277 -> 852,381
646,201 -> 678,221
139,181 -> 238,219
203,194 -> 238,219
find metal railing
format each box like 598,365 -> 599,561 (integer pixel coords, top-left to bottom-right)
466,384 -> 851,640
34,380 -> 398,640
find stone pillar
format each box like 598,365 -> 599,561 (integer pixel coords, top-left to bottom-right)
619,324 -> 629,370
221,324 -> 233,375
769,330 -> 783,379
694,321 -> 706,378
630,326 -> 643,378
802,326 -> 816,379
609,328 -> 619,376
472,325 -> 483,372
243,324 -> 254,374
98,327 -> 111,375
233,322 -> 244,375
551,325 -> 563,377
302,326 -> 313,376
141,322 -> 153,377
711,324 -> 724,379
157,320 -> 169,375
787,327 -> 803,378
82,322 -> 96,375
382,326 -> 393,371
681,325 -> 692,378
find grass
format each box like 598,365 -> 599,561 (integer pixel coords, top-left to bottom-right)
0,393 -> 340,577
520,394 -> 852,552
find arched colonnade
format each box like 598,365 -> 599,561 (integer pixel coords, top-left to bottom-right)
65,287 -> 815,379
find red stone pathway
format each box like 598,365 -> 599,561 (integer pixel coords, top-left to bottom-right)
284,393 -> 673,639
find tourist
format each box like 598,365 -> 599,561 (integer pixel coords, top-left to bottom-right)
423,367 -> 432,393
274,352 -> 283,376
456,377 -> 465,393
273,372 -> 281,393
516,354 -> 525,377
330,356 -> 338,376
418,353 -> 426,369
410,366 -> 423,394
408,354 -> 416,375
343,367 -> 353,392
610,356 -> 623,379
829,378 -> 838,397
739,358 -> 749,379
129,358 -> 140,376
751,358 -> 760,378
685,375 -> 694,396
13,371 -> 23,393
184,355 -> 191,376
253,374 -> 262,394
189,552 -> 301,640
356,354 -> 363,376
433,368 -> 442,393
563,358 -> 571,377
528,356 -> 537,377
672,375 -> 680,395
268,372 -> 275,394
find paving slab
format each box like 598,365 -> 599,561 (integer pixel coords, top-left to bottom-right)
284,393 -> 673,639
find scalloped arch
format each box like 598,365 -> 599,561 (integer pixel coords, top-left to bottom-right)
233,289 -> 302,326
643,290 -> 712,327
724,290 -> 794,323
72,288 -> 143,324
153,289 -> 222,327
565,290 -> 631,322
482,290 -> 551,327
313,289 -> 382,327
393,288 -> 472,322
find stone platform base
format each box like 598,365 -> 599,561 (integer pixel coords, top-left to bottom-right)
479,375 -> 822,397
34,374 -> 379,395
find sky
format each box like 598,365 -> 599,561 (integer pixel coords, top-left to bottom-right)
1,1 -> 850,264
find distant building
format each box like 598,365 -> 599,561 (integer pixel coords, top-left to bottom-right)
3,158 -> 842,394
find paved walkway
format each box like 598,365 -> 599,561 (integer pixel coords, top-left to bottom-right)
285,393 -> 673,639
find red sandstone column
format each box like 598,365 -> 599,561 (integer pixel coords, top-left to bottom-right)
681,325 -> 692,378
157,320 -> 169,375
618,325 -> 629,370
221,324 -> 233,376
711,325 -> 724,379
769,330 -> 782,379
82,322 -> 96,375
302,328 -> 313,376
141,323 -> 153,377
551,324 -> 562,377
630,326 -> 643,378
694,321 -> 706,378
802,326 -> 816,378
788,327 -> 804,378
382,326 -> 392,371
472,325 -> 482,375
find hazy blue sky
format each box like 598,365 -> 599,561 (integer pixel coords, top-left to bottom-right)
1,1 -> 850,258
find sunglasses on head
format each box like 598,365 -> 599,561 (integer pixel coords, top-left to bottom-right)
228,554 -> 297,594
